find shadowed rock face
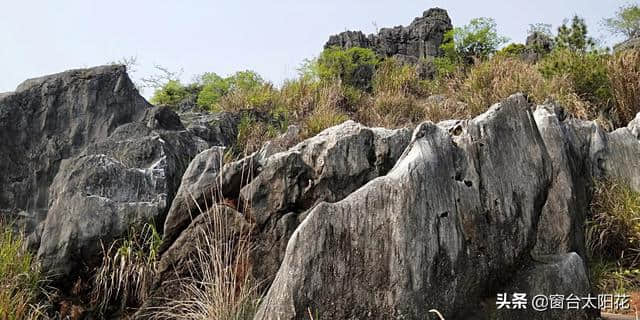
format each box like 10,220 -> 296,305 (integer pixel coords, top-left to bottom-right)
0,66 -> 239,282
325,8 -> 452,59
0,66 -> 148,229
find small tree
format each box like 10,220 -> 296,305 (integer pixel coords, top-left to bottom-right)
442,17 -> 509,64
555,15 -> 596,52
603,3 -> 640,39
150,80 -> 189,106
196,72 -> 230,110
316,47 -> 379,90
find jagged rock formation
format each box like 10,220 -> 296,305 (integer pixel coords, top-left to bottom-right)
325,8 -> 452,60
149,93 -> 640,319
158,122 -> 412,288
0,66 -> 148,233
522,31 -> 554,63
0,66 -> 240,281
255,94 -> 556,319
4,64 -> 640,319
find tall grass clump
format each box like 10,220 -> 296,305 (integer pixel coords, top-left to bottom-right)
302,81 -> 350,138
442,55 -> 589,118
0,224 -> 48,320
91,223 -> 162,315
234,114 -> 280,156
587,179 -> 640,293
150,194 -> 261,320
608,49 -> 640,126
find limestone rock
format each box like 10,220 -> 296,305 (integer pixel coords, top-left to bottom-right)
325,8 -> 452,59
531,105 -> 592,257
497,253 -> 593,320
255,94 -> 553,319
0,66 -> 148,228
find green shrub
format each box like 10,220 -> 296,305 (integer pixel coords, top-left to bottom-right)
587,179 -> 640,294
234,115 -> 280,156
198,71 -> 271,112
373,58 -> 425,96
590,261 -> 640,294
315,47 -> 379,91
0,224 -> 48,319
304,105 -> 349,138
496,43 -> 526,57
196,73 -> 230,111
441,17 -> 509,64
538,48 -> 612,112
587,179 -> 640,265
150,80 -> 190,106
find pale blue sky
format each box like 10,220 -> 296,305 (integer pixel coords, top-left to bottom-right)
0,0 -> 631,96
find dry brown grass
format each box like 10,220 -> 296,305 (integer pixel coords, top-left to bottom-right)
148,201 -> 260,320
91,223 -> 161,315
587,179 -> 640,294
587,179 -> 640,266
608,49 -> 640,125
436,56 -> 592,119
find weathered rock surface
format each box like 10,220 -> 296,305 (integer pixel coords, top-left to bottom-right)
325,8 -> 452,60
497,253 -> 593,320
0,66 -> 148,231
602,112 -> 640,192
0,66 -> 241,281
160,121 -> 412,291
241,122 -> 412,286
531,105 -> 593,257
250,95 -> 640,318
36,120 -> 200,278
255,94 -> 553,319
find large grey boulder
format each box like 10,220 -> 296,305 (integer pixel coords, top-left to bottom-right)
241,122 -> 412,286
160,125 -> 302,253
325,8 -> 452,59
159,121 -> 412,292
496,253 -> 593,320
255,94 -> 553,319
36,116 -> 200,279
0,65 -> 241,282
0,66 -> 148,231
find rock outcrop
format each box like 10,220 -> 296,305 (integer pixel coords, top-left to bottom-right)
522,31 -> 554,63
159,122 -> 412,289
325,8 -> 452,60
255,94 -> 554,319
498,253 -> 594,320
0,66 -> 240,281
5,63 -> 640,319
0,66 -> 148,233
